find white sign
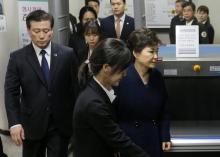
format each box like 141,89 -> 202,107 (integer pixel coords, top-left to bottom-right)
176,25 -> 199,58
99,0 -> 134,18
18,0 -> 48,47
0,15 -> 6,32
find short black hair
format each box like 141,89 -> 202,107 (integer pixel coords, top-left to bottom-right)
110,0 -> 126,4
90,38 -> 131,75
197,5 -> 209,14
182,1 -> 196,12
175,0 -> 186,4
85,0 -> 100,5
84,20 -> 103,40
26,10 -> 54,29
79,6 -> 97,23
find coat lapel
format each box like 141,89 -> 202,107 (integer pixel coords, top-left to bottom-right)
110,15 -> 117,37
49,43 -> 60,86
89,78 -> 111,105
26,44 -> 47,87
121,15 -> 129,39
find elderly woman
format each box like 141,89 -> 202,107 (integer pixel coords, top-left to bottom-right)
115,28 -> 171,157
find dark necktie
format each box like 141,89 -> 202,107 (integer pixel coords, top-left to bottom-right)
40,50 -> 49,83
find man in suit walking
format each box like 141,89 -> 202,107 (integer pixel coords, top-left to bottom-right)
101,0 -> 135,42
4,10 -> 78,157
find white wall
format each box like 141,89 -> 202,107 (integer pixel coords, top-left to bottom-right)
0,0 -> 22,156
69,0 -> 84,22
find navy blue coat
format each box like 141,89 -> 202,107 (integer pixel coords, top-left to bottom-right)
100,15 -> 135,42
115,64 -> 170,157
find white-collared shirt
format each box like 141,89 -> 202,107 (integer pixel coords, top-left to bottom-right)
32,42 -> 51,68
186,19 -> 194,26
114,14 -> 126,36
93,76 -> 116,103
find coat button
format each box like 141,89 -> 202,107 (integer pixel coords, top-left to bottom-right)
135,121 -> 139,127
46,106 -> 50,111
48,93 -> 52,97
152,120 -> 157,125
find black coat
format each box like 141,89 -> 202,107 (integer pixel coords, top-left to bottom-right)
101,15 -> 135,42
73,78 -> 149,157
4,43 -> 78,139
115,65 -> 170,157
169,17 -> 210,44
169,15 -> 184,44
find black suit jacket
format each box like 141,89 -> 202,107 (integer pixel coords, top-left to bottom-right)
170,17 -> 210,44
73,78 -> 149,157
4,43 -> 78,139
100,15 -> 135,42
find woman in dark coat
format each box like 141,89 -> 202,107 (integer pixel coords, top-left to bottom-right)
115,28 -> 171,157
197,5 -> 215,44
73,38 -> 150,157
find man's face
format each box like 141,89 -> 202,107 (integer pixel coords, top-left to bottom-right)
111,0 -> 126,17
183,6 -> 195,22
88,1 -> 100,15
175,2 -> 183,15
28,20 -> 53,49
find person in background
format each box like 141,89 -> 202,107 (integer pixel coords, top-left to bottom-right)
101,0 -> 134,42
77,20 -> 103,65
197,5 -> 215,44
169,0 -> 186,44
73,38 -> 150,157
69,6 -> 97,56
4,10 -> 78,157
114,28 -> 171,157
85,0 -> 100,20
69,13 -> 77,35
171,1 -> 209,44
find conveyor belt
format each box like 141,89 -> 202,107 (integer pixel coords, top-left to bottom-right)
170,121 -> 220,152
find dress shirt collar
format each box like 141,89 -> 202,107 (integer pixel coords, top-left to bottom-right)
93,76 -> 116,103
186,19 -> 194,25
32,42 -> 51,57
114,13 -> 125,23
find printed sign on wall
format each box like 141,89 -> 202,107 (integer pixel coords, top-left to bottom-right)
0,0 -> 7,32
18,0 -> 48,47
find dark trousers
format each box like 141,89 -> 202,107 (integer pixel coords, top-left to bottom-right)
0,136 -> 8,157
23,117 -> 69,157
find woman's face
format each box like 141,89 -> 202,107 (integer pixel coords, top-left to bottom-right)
197,11 -> 208,23
82,11 -> 96,25
85,32 -> 100,49
134,46 -> 158,69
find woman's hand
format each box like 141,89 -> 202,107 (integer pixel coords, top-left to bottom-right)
162,141 -> 171,151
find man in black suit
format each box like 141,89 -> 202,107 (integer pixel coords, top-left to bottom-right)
4,10 -> 78,157
169,0 -> 186,44
100,0 -> 135,42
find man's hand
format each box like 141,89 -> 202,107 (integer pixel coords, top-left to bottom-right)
10,125 -> 25,146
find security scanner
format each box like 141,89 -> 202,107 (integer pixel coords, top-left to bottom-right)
157,45 -> 220,153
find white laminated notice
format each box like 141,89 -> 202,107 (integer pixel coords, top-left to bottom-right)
176,25 -> 199,58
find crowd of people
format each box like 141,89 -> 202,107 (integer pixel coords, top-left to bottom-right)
1,0 -> 215,157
